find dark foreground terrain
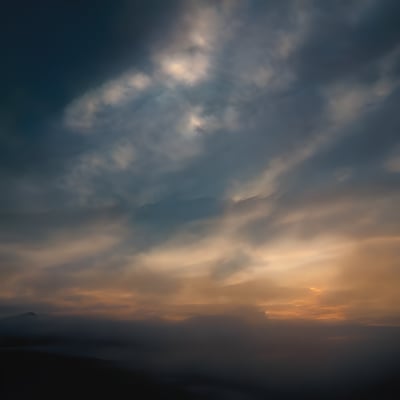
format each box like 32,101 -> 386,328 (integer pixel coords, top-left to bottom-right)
1,313 -> 400,399
0,349 -> 195,400
1,348 -> 400,400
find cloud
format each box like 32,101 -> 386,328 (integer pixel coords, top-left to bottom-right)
319,238 -> 400,323
385,146 -> 400,172
64,71 -> 152,132
1,0 -> 400,324
292,0 -> 400,85
153,0 -> 237,86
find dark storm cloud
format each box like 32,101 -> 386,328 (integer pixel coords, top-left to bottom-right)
0,205 -> 125,243
164,86 -> 326,202
141,0 -> 400,211
292,0 -> 400,85
291,88 -> 400,179
124,196 -> 224,249
0,0 -> 181,119
0,0 -> 182,207
0,0 -> 396,212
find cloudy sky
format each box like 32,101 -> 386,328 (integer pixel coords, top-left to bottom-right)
1,0 -> 400,324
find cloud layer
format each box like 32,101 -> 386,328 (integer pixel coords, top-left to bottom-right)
1,0 -> 400,324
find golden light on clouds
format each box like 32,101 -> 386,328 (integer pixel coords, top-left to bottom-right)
1,202 -> 399,323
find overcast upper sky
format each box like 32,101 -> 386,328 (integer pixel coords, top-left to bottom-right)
1,0 -> 400,324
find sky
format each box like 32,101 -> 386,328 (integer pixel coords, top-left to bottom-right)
1,0 -> 400,325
